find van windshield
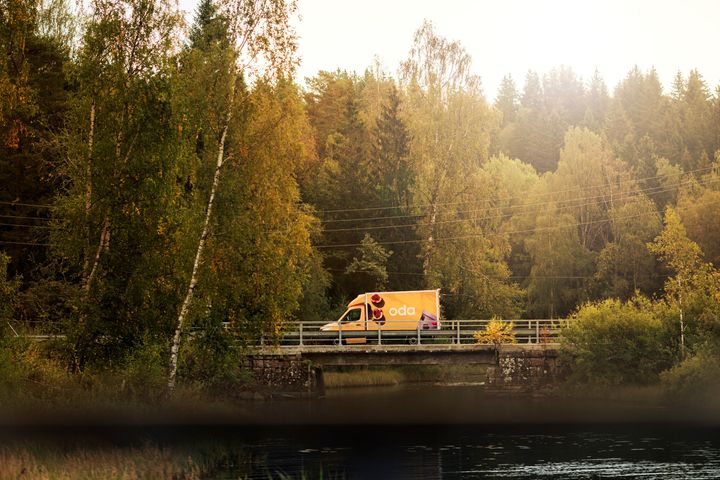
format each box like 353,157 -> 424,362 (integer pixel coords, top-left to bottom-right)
340,308 -> 361,323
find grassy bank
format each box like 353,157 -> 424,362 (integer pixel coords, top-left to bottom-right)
323,364 -> 488,388
0,444 -> 202,480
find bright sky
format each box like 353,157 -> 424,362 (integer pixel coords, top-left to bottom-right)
180,0 -> 720,100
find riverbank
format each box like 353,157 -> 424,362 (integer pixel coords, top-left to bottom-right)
1,382 -> 719,427
2,382 -> 720,479
1,420 -> 720,479
323,364 -> 487,388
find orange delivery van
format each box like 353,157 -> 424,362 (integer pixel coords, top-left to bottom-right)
321,290 -> 440,336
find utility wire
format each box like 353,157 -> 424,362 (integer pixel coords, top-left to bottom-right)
7,192 -> 716,250
324,267 -> 672,280
0,240 -> 53,247
321,178 -> 717,233
0,222 -> 52,229
0,214 -> 54,221
318,172 -> 716,225
312,198 -> 720,249
313,164 -> 715,215
0,200 -> 55,209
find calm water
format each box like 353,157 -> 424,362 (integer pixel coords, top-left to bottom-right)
212,426 -> 720,479
2,385 -> 720,479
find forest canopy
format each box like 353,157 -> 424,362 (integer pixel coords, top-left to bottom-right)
1,0 -> 719,393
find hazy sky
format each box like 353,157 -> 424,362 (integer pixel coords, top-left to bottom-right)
180,0 -> 720,100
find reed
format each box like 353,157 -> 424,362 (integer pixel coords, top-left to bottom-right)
0,445 -> 201,480
323,364 -> 487,388
323,369 -> 404,388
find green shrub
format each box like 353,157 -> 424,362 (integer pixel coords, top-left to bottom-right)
660,350 -> 720,400
561,296 -> 673,386
0,253 -> 19,328
0,336 -> 73,405
116,339 -> 169,402
178,319 -> 250,394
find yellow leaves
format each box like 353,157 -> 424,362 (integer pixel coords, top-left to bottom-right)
4,120 -> 27,150
210,249 -> 228,274
121,203 -> 142,217
474,318 -> 516,346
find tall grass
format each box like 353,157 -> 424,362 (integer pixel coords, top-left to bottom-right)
324,369 -> 403,388
0,445 -> 201,480
323,364 -> 487,388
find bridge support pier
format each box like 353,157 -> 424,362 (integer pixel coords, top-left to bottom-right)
246,353 -> 325,397
485,345 -> 568,392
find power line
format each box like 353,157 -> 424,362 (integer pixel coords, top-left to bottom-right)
0,222 -> 52,229
0,240 -> 53,247
325,267 -> 671,280
318,172 -> 717,225
0,214 -> 53,221
313,164 -> 715,216
320,178 -> 716,233
0,200 -> 55,209
312,198 -> 720,249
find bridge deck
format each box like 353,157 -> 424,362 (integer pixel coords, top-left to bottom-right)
251,343 -> 559,366
254,344 -> 502,355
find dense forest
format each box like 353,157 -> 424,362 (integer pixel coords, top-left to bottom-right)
1,0 -> 719,394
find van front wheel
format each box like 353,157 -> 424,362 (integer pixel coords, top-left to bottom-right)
407,336 -> 418,345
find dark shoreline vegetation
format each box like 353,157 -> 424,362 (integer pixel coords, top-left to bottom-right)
1,423 -> 719,479
1,0 -> 720,418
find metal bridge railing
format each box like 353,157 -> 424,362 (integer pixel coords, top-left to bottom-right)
265,319 -> 572,348
13,318 -> 572,347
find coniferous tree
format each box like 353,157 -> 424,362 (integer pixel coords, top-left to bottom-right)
0,0 -> 69,278
495,75 -> 519,126
583,70 -> 609,132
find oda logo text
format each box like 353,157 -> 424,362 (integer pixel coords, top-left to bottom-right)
388,305 -> 416,317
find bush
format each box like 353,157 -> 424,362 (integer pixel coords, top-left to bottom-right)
561,296 -> 673,386
660,350 -> 720,400
0,336 -> 73,405
0,253 -> 19,328
178,319 -> 250,394
473,318 -> 516,346
116,339 -> 169,402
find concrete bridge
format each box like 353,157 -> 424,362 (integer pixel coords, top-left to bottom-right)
247,343 -> 566,395
254,344 -> 500,367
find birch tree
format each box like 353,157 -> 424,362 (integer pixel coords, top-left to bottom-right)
400,21 -> 498,276
398,21 -> 522,318
648,207 -> 720,358
167,0 -> 299,392
53,0 -> 182,368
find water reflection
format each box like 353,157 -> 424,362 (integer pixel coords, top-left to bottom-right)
1,424 -> 719,479
225,428 -> 720,479
1,384 -> 719,479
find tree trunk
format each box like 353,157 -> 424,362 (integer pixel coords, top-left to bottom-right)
84,215 -> 110,292
82,99 -> 96,280
167,74 -> 237,394
422,199 -> 438,277
679,291 -> 685,359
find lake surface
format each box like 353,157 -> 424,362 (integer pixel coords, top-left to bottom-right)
211,425 -> 720,479
2,385 -> 719,479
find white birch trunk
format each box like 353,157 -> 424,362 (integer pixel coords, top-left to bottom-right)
422,200 -> 438,277
84,216 -> 110,292
82,99 -> 96,280
167,75 -> 237,393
